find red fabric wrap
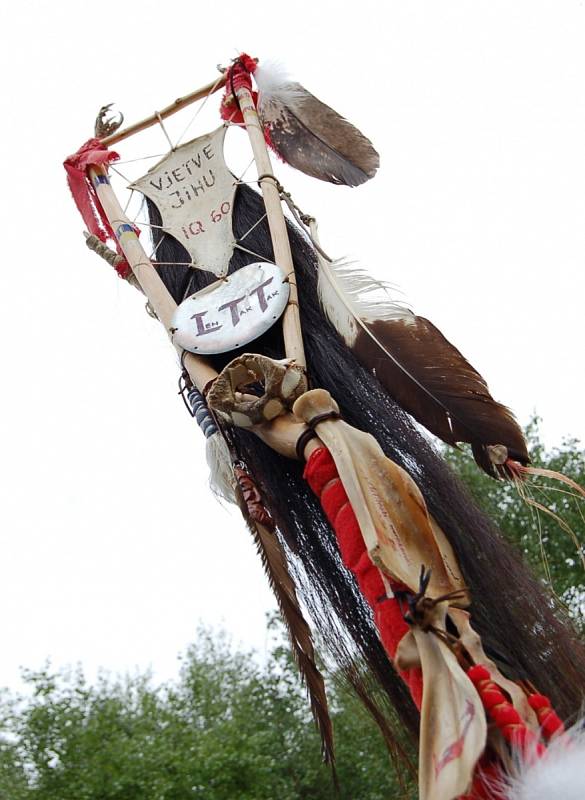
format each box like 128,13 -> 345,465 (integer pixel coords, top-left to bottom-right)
305,448 -> 511,799
231,52 -> 257,86
220,53 -> 258,124
64,139 -> 119,242
304,447 -> 423,708
114,259 -> 132,280
305,448 -> 568,797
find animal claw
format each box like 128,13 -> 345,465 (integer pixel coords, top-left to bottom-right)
94,104 -> 124,138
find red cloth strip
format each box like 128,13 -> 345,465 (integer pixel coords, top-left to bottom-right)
64,139 -> 119,242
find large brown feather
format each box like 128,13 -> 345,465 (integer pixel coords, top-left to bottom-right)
234,467 -> 336,768
354,316 -> 529,476
315,252 -> 528,478
258,82 -> 379,186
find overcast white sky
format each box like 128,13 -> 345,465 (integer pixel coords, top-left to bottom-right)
1,0 -> 584,693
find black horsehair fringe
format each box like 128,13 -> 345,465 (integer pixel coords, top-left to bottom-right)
147,185 -> 585,766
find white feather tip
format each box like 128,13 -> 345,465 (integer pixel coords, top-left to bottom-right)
317,257 -> 413,345
254,60 -> 306,105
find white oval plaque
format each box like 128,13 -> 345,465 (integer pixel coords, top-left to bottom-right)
171,262 -> 289,354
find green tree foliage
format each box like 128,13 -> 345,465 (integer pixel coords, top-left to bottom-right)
0,629 -> 415,800
442,417 -> 585,624
1,418 -> 582,798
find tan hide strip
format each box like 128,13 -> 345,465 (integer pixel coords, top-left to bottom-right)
398,609 -> 538,722
448,608 -> 538,730
413,604 -> 486,800
293,389 -> 467,599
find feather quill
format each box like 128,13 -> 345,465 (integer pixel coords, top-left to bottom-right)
314,240 -> 528,476
254,62 -> 379,187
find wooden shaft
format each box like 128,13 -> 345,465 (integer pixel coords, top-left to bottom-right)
235,85 -> 306,368
89,165 -> 217,392
101,75 -> 227,147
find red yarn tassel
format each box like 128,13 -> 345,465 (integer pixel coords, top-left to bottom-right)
220,53 -> 258,124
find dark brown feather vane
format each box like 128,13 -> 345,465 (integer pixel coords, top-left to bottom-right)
354,316 -> 529,476
257,82 -> 379,186
315,255 -> 528,477
234,467 -> 336,768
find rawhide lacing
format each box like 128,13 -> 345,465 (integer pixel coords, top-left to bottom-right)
295,427 -> 319,461
255,173 -> 331,262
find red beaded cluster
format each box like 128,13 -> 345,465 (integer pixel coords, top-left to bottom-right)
468,665 -> 554,756
526,692 -> 565,740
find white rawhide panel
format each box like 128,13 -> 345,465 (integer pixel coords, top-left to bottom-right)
130,127 -> 236,276
171,262 -> 290,354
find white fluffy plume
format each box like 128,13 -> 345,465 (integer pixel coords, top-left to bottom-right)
254,60 -> 306,106
206,432 -> 236,504
316,256 -> 413,346
501,724 -> 585,800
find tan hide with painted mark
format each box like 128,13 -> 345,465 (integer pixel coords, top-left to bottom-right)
293,389 -> 468,599
414,606 -> 486,800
